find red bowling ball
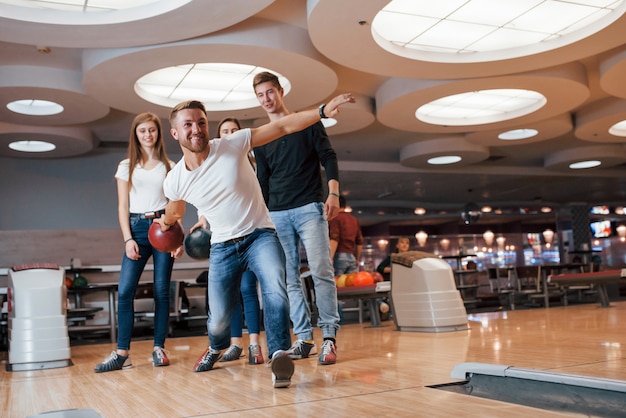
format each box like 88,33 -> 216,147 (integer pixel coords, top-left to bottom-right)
148,221 -> 184,253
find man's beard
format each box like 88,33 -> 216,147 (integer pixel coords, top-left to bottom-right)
181,135 -> 207,153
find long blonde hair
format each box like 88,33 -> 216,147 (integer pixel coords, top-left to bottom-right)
126,112 -> 171,189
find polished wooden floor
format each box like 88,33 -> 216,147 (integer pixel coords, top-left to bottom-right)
2,301 -> 625,417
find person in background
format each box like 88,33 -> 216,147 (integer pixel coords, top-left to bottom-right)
95,112 -> 182,373
329,195 -> 363,276
213,117 -> 264,365
155,93 -> 355,387
376,236 -> 411,318
376,236 -> 411,281
253,71 -> 341,366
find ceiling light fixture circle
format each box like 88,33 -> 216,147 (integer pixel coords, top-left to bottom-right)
371,0 -> 626,64
416,89 -> 546,126
7,99 -> 64,116
8,140 -> 56,152
498,128 -> 538,141
569,160 -> 601,169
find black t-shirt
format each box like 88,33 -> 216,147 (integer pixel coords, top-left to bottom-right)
254,122 -> 339,211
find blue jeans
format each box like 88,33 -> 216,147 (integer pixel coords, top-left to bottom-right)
230,270 -> 261,338
334,252 -> 358,276
208,228 -> 290,357
117,216 -> 174,351
270,202 -> 339,340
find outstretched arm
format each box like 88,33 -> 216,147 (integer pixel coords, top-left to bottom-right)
250,93 -> 355,148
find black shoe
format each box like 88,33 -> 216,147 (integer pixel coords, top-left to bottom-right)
94,351 -> 132,373
219,344 -> 243,362
287,340 -> 316,359
269,350 -> 294,388
193,348 -> 222,372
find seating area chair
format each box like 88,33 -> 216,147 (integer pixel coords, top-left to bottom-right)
487,267 -> 517,310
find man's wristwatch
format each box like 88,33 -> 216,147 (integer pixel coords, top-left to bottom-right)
319,104 -> 328,119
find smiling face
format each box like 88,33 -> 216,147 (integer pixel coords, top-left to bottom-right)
170,107 -> 210,154
254,80 -> 285,115
135,121 -> 159,150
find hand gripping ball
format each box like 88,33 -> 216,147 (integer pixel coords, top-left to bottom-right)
148,221 -> 185,253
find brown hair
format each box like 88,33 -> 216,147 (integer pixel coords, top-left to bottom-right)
126,112 -> 171,189
168,100 -> 207,126
252,71 -> 282,91
216,117 -> 241,138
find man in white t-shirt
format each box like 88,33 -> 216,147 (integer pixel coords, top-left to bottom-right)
154,94 -> 354,388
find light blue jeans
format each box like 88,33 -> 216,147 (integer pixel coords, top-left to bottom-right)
333,252 -> 358,276
207,228 -> 291,357
270,202 -> 340,340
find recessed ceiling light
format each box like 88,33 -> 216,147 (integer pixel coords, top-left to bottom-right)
481,206 -> 492,213
427,155 -> 461,165
371,0 -> 625,63
2,0 -> 159,12
135,63 -> 290,111
414,207 -> 426,215
608,120 -> 626,137
498,128 -> 538,141
7,99 -> 64,116
541,207 -> 552,213
416,89 -> 546,126
569,160 -> 601,169
9,140 -> 56,153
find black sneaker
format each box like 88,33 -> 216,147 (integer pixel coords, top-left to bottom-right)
248,343 -> 264,365
193,348 -> 222,372
287,340 -> 316,359
269,350 -> 294,388
219,344 -> 243,362
94,351 -> 132,373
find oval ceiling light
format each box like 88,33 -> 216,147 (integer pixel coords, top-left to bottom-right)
401,136 -> 489,168
608,120 -> 626,137
371,0 -> 626,63
7,99 -> 64,116
414,207 -> 426,215
427,155 -> 461,165
416,89 -> 546,126
2,0 -> 159,12
8,140 -> 56,152
545,144 -> 625,171
135,63 -> 290,111
569,160 -> 601,169
498,128 -> 538,141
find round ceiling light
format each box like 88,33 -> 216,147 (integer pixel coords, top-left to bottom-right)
8,140 -> 56,153
427,155 -> 461,165
498,128 -> 538,141
569,160 -> 601,169
608,120 -> 626,137
135,63 -> 290,111
371,0 -> 626,63
416,89 -> 546,126
7,99 -> 64,116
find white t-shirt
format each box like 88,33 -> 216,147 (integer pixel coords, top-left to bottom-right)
163,128 -> 274,243
115,160 -> 174,214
